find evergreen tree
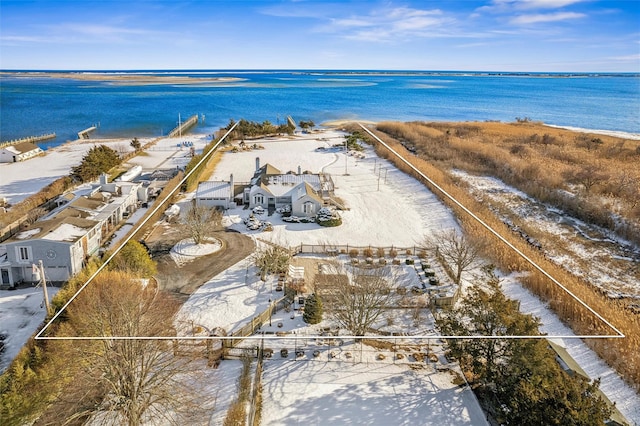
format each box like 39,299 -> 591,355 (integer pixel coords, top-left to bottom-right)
303,293 -> 323,324
440,267 -> 612,424
130,137 -> 141,151
71,144 -> 121,182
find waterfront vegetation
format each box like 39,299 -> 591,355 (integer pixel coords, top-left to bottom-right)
360,120 -> 640,393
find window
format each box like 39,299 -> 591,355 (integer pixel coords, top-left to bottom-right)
254,194 -> 264,204
17,246 -> 31,262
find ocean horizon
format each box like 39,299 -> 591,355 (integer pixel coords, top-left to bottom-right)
1,69 -> 639,149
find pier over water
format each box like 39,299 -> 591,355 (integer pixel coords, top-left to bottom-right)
168,114 -> 198,137
0,133 -> 56,149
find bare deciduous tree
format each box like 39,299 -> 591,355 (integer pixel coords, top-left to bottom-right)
563,164 -> 609,193
317,262 -> 395,337
56,271 -> 206,426
181,204 -> 222,244
426,228 -> 483,285
253,244 -> 291,281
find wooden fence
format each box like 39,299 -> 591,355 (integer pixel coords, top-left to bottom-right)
296,244 -> 425,257
222,294 -> 293,354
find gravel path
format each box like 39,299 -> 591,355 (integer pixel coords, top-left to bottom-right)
148,228 -> 255,300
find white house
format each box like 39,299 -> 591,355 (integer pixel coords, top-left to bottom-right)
0,216 -> 101,286
0,142 -> 44,163
193,158 -> 335,217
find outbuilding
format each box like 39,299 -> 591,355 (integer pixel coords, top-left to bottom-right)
0,142 -> 44,163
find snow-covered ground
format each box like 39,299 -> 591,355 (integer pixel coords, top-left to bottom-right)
261,360 -> 486,425
0,286 -> 58,373
450,169 -> 640,299
174,131 -> 639,424
2,128 -> 639,424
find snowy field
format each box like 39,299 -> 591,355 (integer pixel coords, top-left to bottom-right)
261,360 -> 487,426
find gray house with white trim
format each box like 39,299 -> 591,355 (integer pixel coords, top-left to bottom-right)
0,175 -> 144,287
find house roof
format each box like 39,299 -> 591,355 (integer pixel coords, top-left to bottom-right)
251,163 -> 282,186
289,182 -> 323,203
547,339 -> 589,380
196,181 -> 231,199
260,163 -> 281,176
3,142 -> 41,155
70,196 -> 106,211
7,216 -> 98,244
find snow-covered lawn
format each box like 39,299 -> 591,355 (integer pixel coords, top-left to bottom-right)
261,360 -> 487,426
0,286 -> 58,373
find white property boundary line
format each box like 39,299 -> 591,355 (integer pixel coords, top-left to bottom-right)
35,122 -> 238,340
34,121 -> 623,342
357,123 -> 624,339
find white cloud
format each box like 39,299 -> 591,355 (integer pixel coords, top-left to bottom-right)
319,7 -> 455,42
510,11 -> 586,24
482,0 -> 586,11
608,53 -> 640,62
515,0 -> 586,9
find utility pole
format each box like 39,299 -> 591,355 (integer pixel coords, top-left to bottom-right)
344,138 -> 348,175
38,260 -> 51,316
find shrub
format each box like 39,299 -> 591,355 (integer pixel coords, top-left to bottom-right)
363,248 -> 374,257
349,249 -> 359,258
389,249 -> 398,258
317,217 -> 342,227
302,293 -> 323,324
376,247 -> 385,257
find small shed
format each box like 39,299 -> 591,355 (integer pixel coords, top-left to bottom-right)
0,142 -> 43,163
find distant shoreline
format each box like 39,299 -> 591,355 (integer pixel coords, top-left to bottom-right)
0,72 -> 245,86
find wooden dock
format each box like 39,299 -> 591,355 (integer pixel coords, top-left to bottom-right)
0,133 -> 56,148
78,126 -> 97,139
168,114 -> 198,137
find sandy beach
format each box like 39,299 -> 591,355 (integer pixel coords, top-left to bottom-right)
0,71 -> 245,86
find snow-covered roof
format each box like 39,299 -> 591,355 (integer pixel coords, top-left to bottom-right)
196,181 -> 231,199
6,216 -> 98,244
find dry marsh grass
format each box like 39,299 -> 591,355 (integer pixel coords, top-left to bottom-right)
364,121 -> 640,392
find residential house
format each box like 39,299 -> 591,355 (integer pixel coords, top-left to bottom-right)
0,175 -> 144,287
194,158 -> 334,217
244,158 -> 332,217
195,175 -> 235,210
0,142 -> 44,163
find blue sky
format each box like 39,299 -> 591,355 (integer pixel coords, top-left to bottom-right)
0,0 -> 638,72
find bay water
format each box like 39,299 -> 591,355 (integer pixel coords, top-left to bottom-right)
1,70 -> 638,149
